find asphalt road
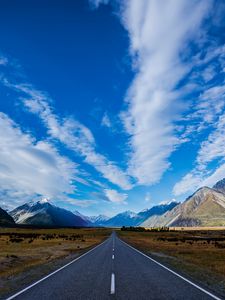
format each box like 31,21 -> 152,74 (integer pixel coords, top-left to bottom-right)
6,232 -> 223,300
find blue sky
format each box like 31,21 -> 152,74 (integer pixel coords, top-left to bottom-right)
0,0 -> 225,216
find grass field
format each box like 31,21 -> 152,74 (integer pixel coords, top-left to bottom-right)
0,227 -> 111,298
118,228 -> 225,296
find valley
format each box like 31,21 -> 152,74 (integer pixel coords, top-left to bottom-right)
0,227 -> 111,298
118,228 -> 225,297
2,178 -> 225,229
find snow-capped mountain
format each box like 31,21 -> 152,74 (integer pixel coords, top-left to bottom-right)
72,212 -> 110,226
88,215 -> 110,226
136,201 -> 179,225
142,186 -> 225,227
102,210 -> 140,227
7,199 -> 180,228
10,200 -> 88,227
73,210 -> 93,224
95,202 -> 180,227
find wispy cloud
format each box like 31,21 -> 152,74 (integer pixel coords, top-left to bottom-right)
104,189 -> 128,203
119,0 -> 212,186
0,112 -> 77,207
89,0 -> 109,9
3,80 -> 132,191
174,113 -> 225,196
144,192 -> 151,203
101,112 -> 112,128
0,55 -> 8,66
60,198 -> 98,208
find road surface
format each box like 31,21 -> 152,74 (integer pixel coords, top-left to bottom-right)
5,232 -> 223,300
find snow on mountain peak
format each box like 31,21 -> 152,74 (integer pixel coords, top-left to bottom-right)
39,198 -> 50,204
159,199 -> 178,205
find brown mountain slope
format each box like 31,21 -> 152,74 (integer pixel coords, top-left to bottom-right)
142,187 -> 225,227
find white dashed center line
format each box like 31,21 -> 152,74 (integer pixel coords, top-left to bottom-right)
112,254 -> 114,260
110,273 -> 115,294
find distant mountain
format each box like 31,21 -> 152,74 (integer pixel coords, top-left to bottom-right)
213,178 -> 225,194
73,210 -> 93,225
102,211 -> 140,227
101,202 -> 179,227
10,200 -> 88,227
10,177 -> 225,228
136,201 -> 179,225
142,187 -> 225,227
88,215 -> 110,226
0,207 -> 15,226
72,211 -> 110,226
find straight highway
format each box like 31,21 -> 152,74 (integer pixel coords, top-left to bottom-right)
5,232 -> 223,300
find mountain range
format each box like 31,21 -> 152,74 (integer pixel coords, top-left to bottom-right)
0,200 -> 178,228
100,201 -> 179,227
142,183 -> 225,227
10,199 -> 88,227
86,215 -> 110,226
1,177 -> 225,227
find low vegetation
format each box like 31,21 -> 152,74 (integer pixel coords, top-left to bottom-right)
0,227 -> 111,298
121,226 -> 170,232
118,228 -> 225,297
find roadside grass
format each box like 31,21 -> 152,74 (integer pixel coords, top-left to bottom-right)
118,229 -> 225,297
0,227 -> 111,298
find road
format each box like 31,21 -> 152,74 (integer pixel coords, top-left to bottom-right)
5,232 -> 223,300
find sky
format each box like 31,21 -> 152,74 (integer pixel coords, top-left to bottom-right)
0,0 -> 225,217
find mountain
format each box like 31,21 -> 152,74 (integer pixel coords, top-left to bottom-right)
142,187 -> 225,227
0,207 -> 15,226
72,211 -> 110,226
213,178 -> 225,194
103,211 -> 140,227
73,210 -> 93,225
10,200 -> 88,227
136,201 -> 179,225
95,203 -> 179,227
88,215 -> 110,226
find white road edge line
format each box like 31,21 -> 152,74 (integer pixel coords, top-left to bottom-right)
110,273 -> 115,294
112,254 -> 114,259
120,239 -> 222,300
6,238 -> 109,300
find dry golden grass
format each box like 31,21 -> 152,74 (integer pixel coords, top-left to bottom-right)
118,229 -> 225,296
0,227 -> 111,297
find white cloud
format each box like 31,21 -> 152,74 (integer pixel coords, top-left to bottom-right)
4,81 -> 132,190
191,85 -> 225,126
89,0 -> 109,9
59,198 -> 98,207
173,163 -> 225,196
202,65 -> 216,82
101,112 -> 111,128
104,189 -> 128,203
203,164 -> 225,187
173,171 -> 202,196
120,0 -> 211,185
197,114 -> 225,166
0,56 -> 8,66
144,192 -> 151,202
0,112 -> 78,207
174,113 -> 225,196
